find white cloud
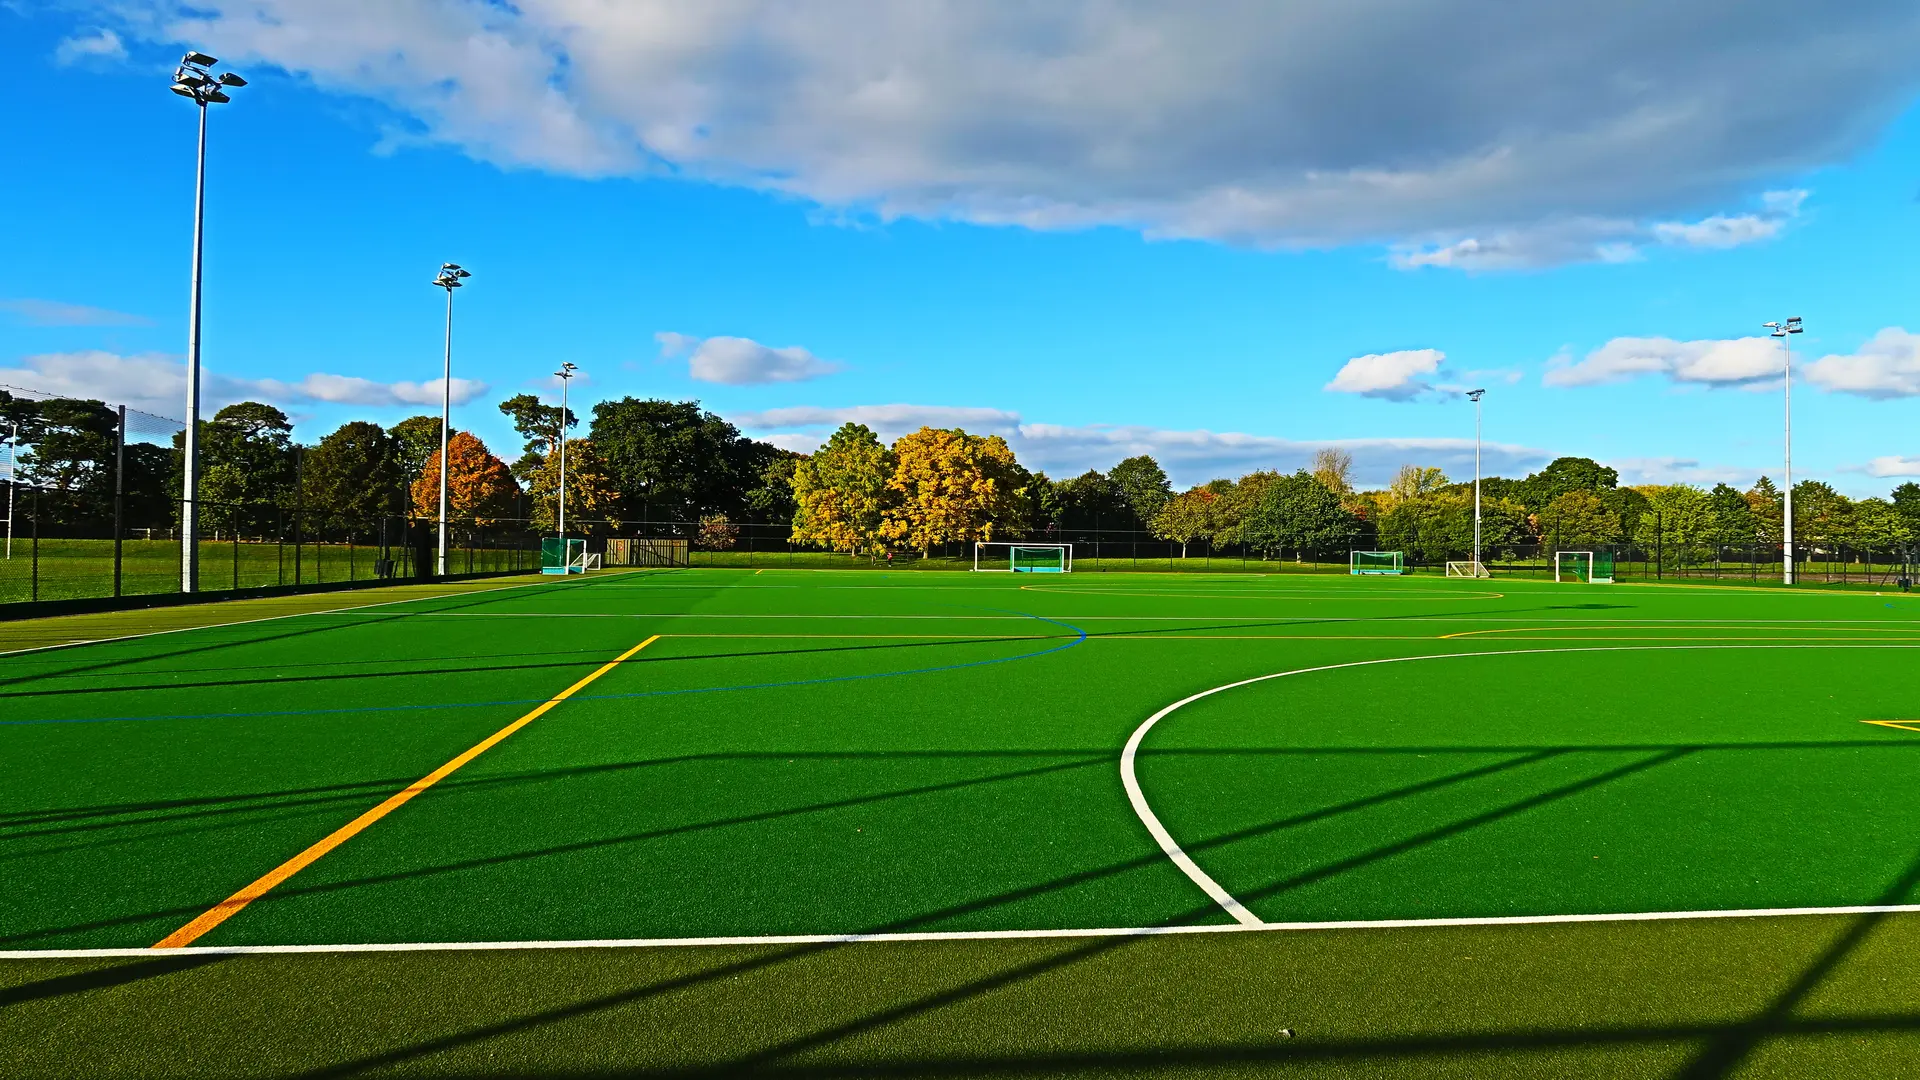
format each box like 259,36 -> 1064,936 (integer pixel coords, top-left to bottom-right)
1803,327 -> 1920,399
1863,456 -> 1920,478
0,298 -> 149,327
0,351 -> 488,417
1608,457 -> 1756,487
95,2 -> 1920,264
729,402 -> 1546,487
1324,349 -> 1445,400
1651,189 -> 1807,249
54,29 -> 126,65
1544,336 -> 1783,388
657,332 -> 839,385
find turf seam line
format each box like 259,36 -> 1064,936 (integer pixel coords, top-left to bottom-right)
148,634 -> 662,950
22,904 -> 1920,958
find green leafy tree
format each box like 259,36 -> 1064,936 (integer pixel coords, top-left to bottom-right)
744,452 -> 802,524
301,421 -> 402,527
1634,484 -> 1714,565
1747,477 -> 1784,546
391,415 -> 453,485
1047,470 -> 1130,531
588,398 -> 779,522
1791,479 -> 1853,551
1854,498 -> 1915,554
791,423 -> 896,555
198,402 -> 297,534
1891,482 -> 1920,532
1109,455 -> 1173,527
1538,489 -> 1622,548
1708,483 -> 1758,549
1151,486 -> 1224,557
1514,457 -> 1620,513
1239,470 -> 1360,559
497,393 -> 575,483
527,438 -> 622,533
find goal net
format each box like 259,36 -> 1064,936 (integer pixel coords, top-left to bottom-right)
1554,550 -> 1615,584
1350,550 -> 1405,576
541,537 -> 588,575
1445,560 -> 1490,578
974,542 -> 1073,573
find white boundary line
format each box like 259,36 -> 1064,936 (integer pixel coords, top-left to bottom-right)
8,903 -> 1920,959
1121,642 -> 1920,925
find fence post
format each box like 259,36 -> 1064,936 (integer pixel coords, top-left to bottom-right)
30,490 -> 39,602
113,405 -> 126,597
232,523 -> 239,590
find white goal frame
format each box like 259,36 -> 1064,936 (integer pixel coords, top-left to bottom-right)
1554,550 -> 1613,584
973,542 -> 1073,573
1445,560 -> 1490,578
1350,550 -> 1405,576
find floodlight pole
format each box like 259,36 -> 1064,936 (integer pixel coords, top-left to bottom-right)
170,52 -> 244,592
4,420 -> 16,560
1766,318 -> 1804,585
431,263 -> 470,576
1467,389 -> 1485,571
555,363 -> 577,548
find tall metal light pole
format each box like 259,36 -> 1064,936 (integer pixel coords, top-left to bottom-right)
431,263 -> 471,576
169,52 -> 246,592
1765,317 -> 1803,585
1466,388 -> 1486,574
554,363 -> 577,550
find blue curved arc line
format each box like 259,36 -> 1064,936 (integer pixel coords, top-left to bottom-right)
2,613 -> 1088,728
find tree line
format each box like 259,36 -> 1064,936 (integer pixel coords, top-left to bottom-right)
8,389 -> 1916,558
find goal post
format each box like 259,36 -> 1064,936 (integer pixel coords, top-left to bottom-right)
973,542 -> 1073,573
1554,550 -> 1615,584
1445,560 -> 1490,578
1350,550 -> 1405,576
541,537 -> 587,575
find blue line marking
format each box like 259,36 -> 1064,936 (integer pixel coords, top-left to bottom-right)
1,611 -> 1088,728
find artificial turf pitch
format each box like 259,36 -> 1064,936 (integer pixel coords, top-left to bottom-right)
5,568 -> 1920,1076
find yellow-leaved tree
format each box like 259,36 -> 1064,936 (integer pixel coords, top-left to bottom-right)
528,438 -> 623,533
791,423 -> 895,554
882,427 -> 1028,553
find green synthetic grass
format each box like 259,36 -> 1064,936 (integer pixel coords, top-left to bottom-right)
5,568 -> 1920,1076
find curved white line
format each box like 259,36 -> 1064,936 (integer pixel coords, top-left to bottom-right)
1121,642 -> 1920,923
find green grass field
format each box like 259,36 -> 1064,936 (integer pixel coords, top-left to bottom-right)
5,568 -> 1920,1077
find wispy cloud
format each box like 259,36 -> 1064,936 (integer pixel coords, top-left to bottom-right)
657,332 -> 840,385
729,402 -> 1548,487
53,30 -> 126,66
0,351 -> 487,417
1803,328 -> 1920,399
1,298 -> 149,328
1862,456 -> 1920,478
1544,336 -> 1782,388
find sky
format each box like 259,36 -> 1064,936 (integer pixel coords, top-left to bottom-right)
3,1 -> 1920,495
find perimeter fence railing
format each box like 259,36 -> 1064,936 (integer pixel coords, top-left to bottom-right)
592,520 -> 1920,587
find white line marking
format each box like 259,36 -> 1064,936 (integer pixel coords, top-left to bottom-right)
288,611 -> 1920,625
9,903 -> 1920,959
1121,642 -> 1920,923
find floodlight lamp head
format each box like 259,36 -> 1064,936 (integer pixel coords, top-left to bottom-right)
218,72 -> 247,87
185,51 -> 218,67
1466,388 -> 1486,401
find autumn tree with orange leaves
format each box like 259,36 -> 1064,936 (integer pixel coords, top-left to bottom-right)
411,431 -> 518,525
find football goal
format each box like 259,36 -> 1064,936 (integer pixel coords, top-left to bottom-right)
541,537 -> 588,575
1350,550 -> 1405,576
974,542 -> 1073,573
1445,560 -> 1491,578
1555,550 -> 1615,584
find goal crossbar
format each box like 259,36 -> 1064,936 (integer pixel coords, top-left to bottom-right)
1554,550 -> 1614,584
974,542 -> 1073,573
1350,550 -> 1405,576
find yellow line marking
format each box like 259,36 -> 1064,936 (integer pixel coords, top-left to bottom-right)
1863,720 -> 1920,733
152,634 -> 662,950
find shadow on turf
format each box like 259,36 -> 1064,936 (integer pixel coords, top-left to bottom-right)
0,952 -> 226,1007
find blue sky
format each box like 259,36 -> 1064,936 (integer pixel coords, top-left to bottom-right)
4,2 -> 1920,494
